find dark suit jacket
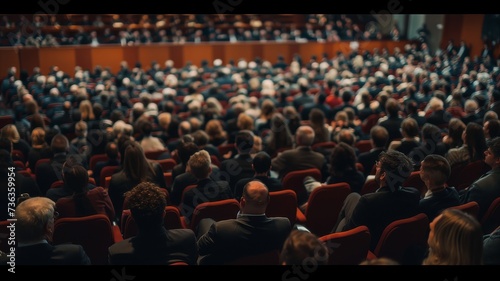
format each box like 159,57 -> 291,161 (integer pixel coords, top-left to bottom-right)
108,162 -> 166,220
170,172 -> 198,206
197,215 -> 291,265
460,168 -> 500,219
180,178 -> 233,223
419,187 -> 461,221
108,227 -> 198,265
55,186 -> 116,222
93,159 -> 120,187
220,153 -> 255,194
271,146 -> 329,181
343,186 -> 421,251
17,242 -> 91,265
35,153 -> 68,195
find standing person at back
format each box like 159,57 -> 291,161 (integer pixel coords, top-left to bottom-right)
332,150 -> 421,251
197,180 -> 291,265
108,182 -> 198,265
16,197 -> 91,265
271,125 -> 329,181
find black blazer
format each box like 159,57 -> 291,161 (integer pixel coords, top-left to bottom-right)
17,243 -> 91,265
343,186 -> 421,251
197,215 -> 291,265
108,227 -> 198,265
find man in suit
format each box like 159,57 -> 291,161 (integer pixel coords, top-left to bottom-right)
108,182 -> 198,265
460,137 -> 500,219
358,125 -> 388,177
419,154 -> 460,221
234,151 -> 283,199
16,197 -> 91,265
219,130 -> 255,194
93,142 -> 120,187
180,150 -> 233,225
35,134 -> 75,195
197,180 -> 291,265
271,126 -> 329,181
489,89 -> 500,118
332,150 -> 421,252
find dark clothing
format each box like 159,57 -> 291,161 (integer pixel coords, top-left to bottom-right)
460,168 -> 500,219
326,169 -> 366,194
17,243 -> 91,265
108,227 -> 198,265
419,187 -> 461,221
357,148 -> 385,177
220,154 -> 255,194
197,215 -> 291,265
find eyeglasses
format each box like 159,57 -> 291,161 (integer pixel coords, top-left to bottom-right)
375,160 -> 381,167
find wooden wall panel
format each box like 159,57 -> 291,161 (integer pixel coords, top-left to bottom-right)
262,43 -> 291,64
18,48 -> 40,77
122,46 -> 139,70
138,45 -> 170,69
222,43 -> 253,64
0,49 -> 20,76
182,44 -> 214,68
90,46 -> 124,74
75,47 -> 92,72
38,48 -> 76,75
460,14 -> 485,58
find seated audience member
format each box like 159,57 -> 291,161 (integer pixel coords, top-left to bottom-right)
357,125 -> 389,177
27,127 -> 51,171
180,150 -> 233,224
171,140 -> 200,183
460,136 -> 500,219
197,180 -> 291,265
484,119 -> 500,141
16,197 -> 91,265
388,117 -> 420,155
139,119 -> 167,154
93,141 -> 120,187
303,142 -> 365,197
55,164 -> 115,223
423,208 -> 483,265
333,150 -> 421,252
271,126 -> 329,181
35,133 -> 73,195
220,130 -> 256,193
108,182 -> 198,265
234,151 -> 283,199
445,122 -> 487,168
46,155 -> 96,203
418,154 -> 460,221
0,149 -> 41,221
483,226 -> 500,265
409,123 -> 448,170
108,141 -> 166,221
279,229 -> 329,265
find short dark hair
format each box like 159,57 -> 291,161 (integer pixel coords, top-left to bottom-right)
487,137 -> 500,158
422,154 -> 451,185
378,150 -> 414,191
51,134 -> 69,154
370,126 -> 389,148
252,152 -> 271,173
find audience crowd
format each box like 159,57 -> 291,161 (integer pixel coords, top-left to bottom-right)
1,29 -> 500,266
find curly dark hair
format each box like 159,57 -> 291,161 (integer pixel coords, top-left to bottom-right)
125,182 -> 166,228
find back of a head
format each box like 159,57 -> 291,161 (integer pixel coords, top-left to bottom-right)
178,141 -> 200,166
425,208 -> 483,265
337,128 -> 355,146
370,125 -> 389,148
241,180 -> 270,214
51,133 -> 69,154
252,151 -> 272,174
191,130 -> 209,147
401,117 -> 419,138
187,150 -> 212,179
421,123 -> 441,142
279,230 -> 329,265
421,154 -> 451,186
105,142 -> 119,160
235,130 -> 255,154
125,182 -> 167,229
62,162 -> 89,193
16,197 -> 56,243
296,126 -> 315,147
378,150 -> 414,190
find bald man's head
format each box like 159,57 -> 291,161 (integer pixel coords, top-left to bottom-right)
296,126 -> 315,146
241,180 -> 270,214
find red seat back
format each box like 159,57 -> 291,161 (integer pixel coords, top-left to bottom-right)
319,225 -> 371,265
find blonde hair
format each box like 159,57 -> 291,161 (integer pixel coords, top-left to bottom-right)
423,209 -> 483,265
79,100 -> 95,121
1,124 -> 20,143
31,127 -> 46,146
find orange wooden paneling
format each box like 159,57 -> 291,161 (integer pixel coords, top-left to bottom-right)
0,49 -> 20,78
18,48 -> 40,77
75,47 -> 92,72
90,46 -> 124,74
263,43 -> 292,65
182,44 -> 214,68
39,47 -> 76,75
222,43 -> 254,64
138,45 -> 170,70
460,14 -> 485,58
298,43 -> 327,62
122,46 -> 139,70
